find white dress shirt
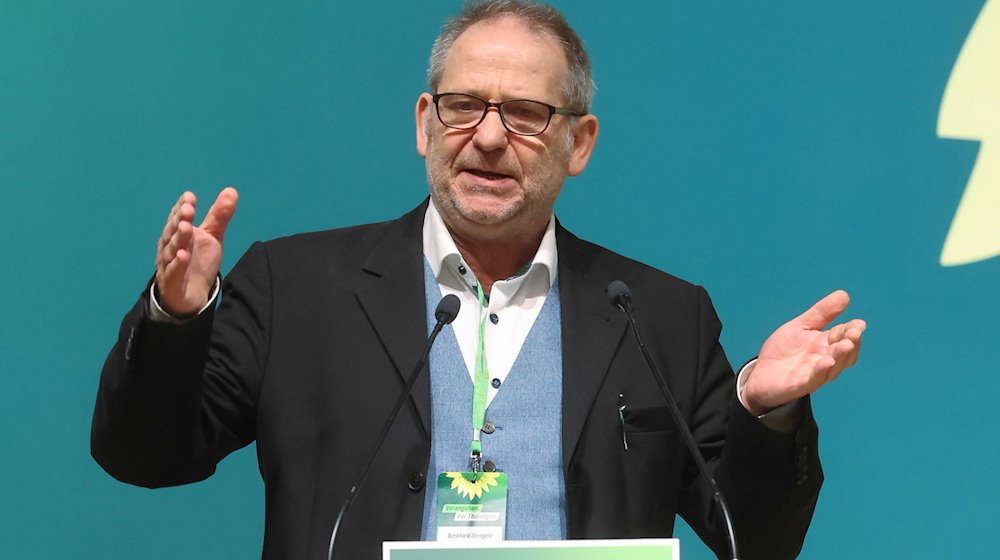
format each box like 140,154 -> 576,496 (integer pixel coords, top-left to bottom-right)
422,201 -> 558,407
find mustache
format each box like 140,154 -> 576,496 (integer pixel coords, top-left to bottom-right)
456,160 -> 520,178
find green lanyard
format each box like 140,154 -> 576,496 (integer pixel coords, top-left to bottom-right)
470,281 -> 489,472
468,263 -> 531,472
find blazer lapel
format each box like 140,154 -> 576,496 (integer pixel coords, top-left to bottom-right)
355,201 -> 433,436
556,224 -> 628,473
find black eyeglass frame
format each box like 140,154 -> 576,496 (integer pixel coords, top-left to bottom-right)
431,92 -> 585,136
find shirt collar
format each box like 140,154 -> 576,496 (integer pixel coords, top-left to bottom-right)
423,199 -> 557,291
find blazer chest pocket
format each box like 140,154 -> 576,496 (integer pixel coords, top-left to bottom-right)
619,404 -> 685,502
622,404 -> 679,434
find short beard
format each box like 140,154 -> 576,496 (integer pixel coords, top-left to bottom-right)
426,162 -> 523,225
424,123 -> 575,229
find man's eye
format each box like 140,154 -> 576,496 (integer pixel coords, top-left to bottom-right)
505,104 -> 547,122
447,100 -> 482,112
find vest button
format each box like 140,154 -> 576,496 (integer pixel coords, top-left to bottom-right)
482,420 -> 495,434
483,460 -> 497,472
489,313 -> 499,324
491,378 -> 501,389
407,471 -> 425,492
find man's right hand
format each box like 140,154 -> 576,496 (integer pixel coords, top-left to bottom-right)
155,187 -> 239,318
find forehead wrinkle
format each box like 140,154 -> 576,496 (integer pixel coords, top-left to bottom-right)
445,50 -> 545,98
440,18 -> 567,105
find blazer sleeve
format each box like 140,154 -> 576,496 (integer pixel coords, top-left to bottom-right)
91,242 -> 272,488
678,286 -> 822,560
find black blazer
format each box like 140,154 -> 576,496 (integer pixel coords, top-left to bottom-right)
93,201 -> 822,560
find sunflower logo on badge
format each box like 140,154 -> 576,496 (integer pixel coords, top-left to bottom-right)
445,472 -> 502,500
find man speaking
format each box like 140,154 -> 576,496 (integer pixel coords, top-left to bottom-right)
92,1 -> 865,559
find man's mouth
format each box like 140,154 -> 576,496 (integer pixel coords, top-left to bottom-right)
466,168 -> 513,181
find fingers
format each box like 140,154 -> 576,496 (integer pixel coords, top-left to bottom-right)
157,192 -> 197,270
806,353 -> 836,382
160,221 -> 192,285
827,319 -> 865,343
156,215 -> 195,299
846,319 -> 867,341
826,320 -> 866,359
152,188 -> 233,317
821,320 -> 866,381
796,289 -> 850,330
752,305 -> 867,407
843,338 -> 861,369
794,320 -> 865,390
163,219 -> 194,267
200,187 -> 239,241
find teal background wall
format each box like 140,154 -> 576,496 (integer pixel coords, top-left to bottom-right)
2,1 -> 995,558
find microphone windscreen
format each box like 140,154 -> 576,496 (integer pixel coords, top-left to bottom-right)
606,280 -> 632,309
435,294 -> 461,325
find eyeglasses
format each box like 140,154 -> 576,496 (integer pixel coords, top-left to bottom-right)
432,92 -> 584,136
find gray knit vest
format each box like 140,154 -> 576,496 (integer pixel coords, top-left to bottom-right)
420,259 -> 567,540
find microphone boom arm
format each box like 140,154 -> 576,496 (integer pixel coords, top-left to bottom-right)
609,281 -> 739,560
326,294 -> 460,560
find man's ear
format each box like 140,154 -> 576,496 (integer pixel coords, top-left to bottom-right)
415,93 -> 433,158
567,114 -> 599,176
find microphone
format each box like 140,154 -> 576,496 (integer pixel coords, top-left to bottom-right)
606,281 -> 740,560
326,294 -> 460,560
607,280 -> 631,312
435,293 -> 461,325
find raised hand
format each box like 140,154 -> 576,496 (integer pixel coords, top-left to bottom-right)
154,188 -> 239,318
742,290 -> 866,415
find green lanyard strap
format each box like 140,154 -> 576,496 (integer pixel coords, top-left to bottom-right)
470,282 -> 489,471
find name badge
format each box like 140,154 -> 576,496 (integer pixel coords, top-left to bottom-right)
435,472 -> 508,542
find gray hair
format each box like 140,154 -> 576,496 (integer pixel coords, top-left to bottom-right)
427,0 -> 596,113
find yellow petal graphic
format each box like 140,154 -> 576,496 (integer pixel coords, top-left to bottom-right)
444,472 -> 502,501
938,0 -> 1000,266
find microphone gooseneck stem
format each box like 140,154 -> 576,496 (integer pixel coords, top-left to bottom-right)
327,295 -> 459,560
614,288 -> 739,560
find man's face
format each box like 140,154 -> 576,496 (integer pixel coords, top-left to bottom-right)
416,17 -> 597,242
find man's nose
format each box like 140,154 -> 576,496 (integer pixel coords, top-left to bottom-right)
472,108 -> 509,152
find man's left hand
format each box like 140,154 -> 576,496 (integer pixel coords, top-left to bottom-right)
743,290 -> 866,416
